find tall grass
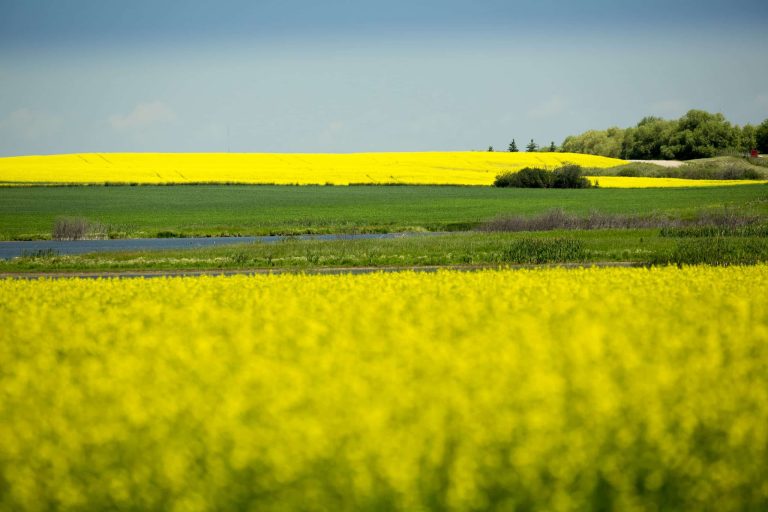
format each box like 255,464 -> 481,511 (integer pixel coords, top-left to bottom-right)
501,238 -> 587,263
652,237 -> 768,266
479,208 -> 760,232
660,224 -> 768,237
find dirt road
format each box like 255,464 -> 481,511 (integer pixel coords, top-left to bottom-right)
629,160 -> 684,168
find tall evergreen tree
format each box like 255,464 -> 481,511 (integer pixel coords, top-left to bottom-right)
526,139 -> 538,152
508,139 -> 518,152
549,141 -> 557,152
488,145 -> 494,152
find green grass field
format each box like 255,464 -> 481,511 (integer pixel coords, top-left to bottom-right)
2,184 -> 767,240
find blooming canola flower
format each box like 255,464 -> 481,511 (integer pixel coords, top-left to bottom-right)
3,151 -> 620,185
2,152 -> 760,188
1,266 -> 767,510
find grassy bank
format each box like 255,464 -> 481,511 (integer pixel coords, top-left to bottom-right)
587,156 -> 768,180
4,229 -> 768,273
2,184 -> 767,240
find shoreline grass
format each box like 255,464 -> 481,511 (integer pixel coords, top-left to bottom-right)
0,231 -> 664,272
4,228 -> 767,273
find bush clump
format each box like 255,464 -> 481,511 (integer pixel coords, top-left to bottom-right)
494,165 -> 593,189
52,217 -> 107,240
494,167 -> 551,188
552,164 -> 592,188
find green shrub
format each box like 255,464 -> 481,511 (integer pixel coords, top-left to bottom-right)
494,165 -> 592,189
501,238 -> 587,263
229,250 -> 251,265
491,171 -> 516,187
494,167 -> 552,188
156,231 -> 182,238
552,164 -> 592,188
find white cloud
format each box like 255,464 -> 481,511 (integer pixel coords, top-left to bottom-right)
526,96 -> 567,120
0,108 -> 62,140
109,101 -> 176,130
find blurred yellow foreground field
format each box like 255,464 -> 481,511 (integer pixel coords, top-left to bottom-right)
2,267 -> 767,510
0,152 -> 621,185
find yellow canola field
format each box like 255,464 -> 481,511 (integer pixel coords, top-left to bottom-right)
2,267 -> 768,511
0,151 -> 623,185
587,176 -> 764,188
2,152 -> 761,187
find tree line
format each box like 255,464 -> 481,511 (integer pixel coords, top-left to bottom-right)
488,139 -> 558,153
559,110 -> 768,160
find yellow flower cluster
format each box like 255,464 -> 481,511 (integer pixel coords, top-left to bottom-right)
1,267 -> 767,511
0,152 -> 622,185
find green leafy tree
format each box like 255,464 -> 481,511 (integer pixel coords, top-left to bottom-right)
562,110 -> 746,160
549,141 -> 557,152
488,145 -> 494,152
526,139 -> 538,152
740,124 -> 757,153
561,128 -> 624,158
662,110 -> 739,159
508,139 -> 518,152
621,117 -> 676,159
756,119 -> 768,154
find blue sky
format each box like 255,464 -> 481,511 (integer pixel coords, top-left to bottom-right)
1,0 -> 767,155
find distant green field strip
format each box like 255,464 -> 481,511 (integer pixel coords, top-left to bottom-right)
1,184 -> 766,240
